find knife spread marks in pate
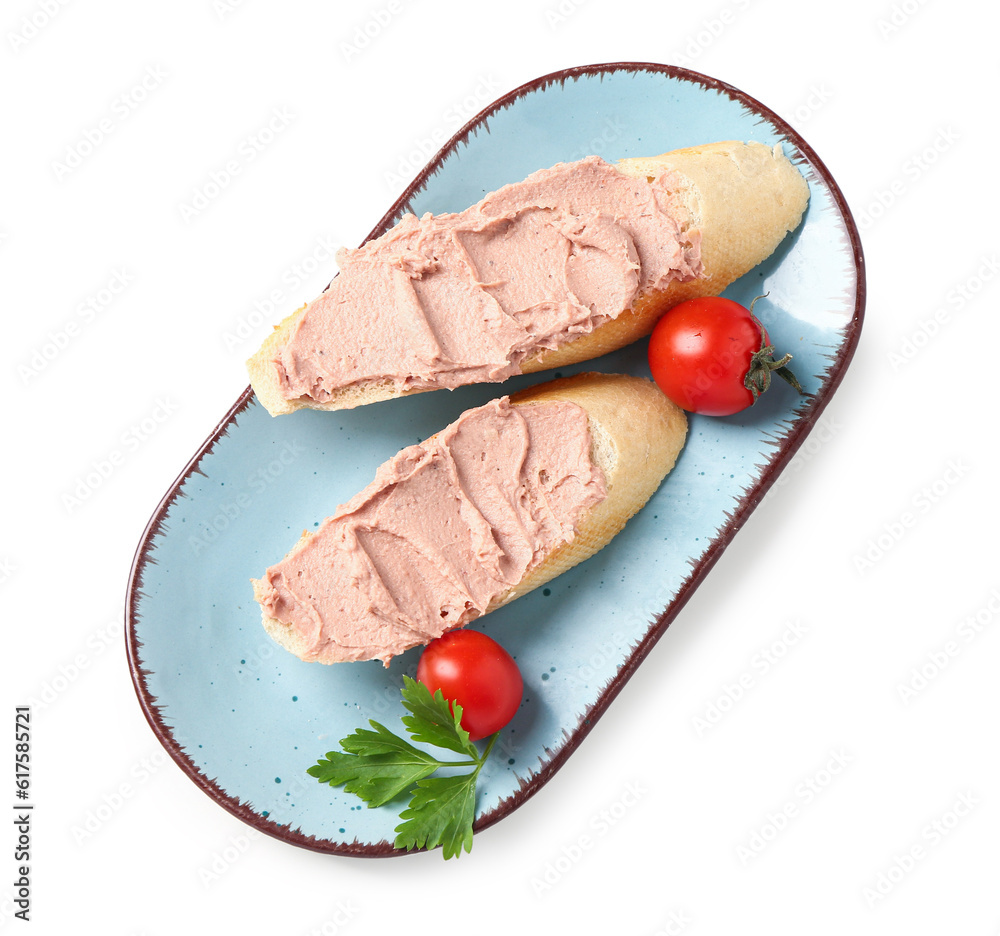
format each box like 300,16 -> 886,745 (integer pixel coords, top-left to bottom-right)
256,397 -> 607,664
272,156 -> 701,401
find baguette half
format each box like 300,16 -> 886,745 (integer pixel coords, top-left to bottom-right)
248,141 -> 809,416
252,372 -> 687,665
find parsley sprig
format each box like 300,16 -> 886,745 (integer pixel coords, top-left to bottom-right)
308,675 -> 499,859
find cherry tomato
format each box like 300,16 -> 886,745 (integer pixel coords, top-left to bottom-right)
417,630 -> 523,742
647,296 -> 801,416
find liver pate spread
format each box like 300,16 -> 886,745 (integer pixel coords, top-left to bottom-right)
256,397 -> 607,664
272,156 -> 701,402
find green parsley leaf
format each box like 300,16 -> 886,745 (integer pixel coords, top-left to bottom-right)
339,719 -> 436,759
399,675 -> 478,758
307,721 -> 441,808
309,680 -> 502,858
393,772 -> 477,859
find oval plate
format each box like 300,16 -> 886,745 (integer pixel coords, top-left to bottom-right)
126,62 -> 864,857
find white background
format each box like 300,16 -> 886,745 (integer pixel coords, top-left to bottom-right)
2,0 -> 998,933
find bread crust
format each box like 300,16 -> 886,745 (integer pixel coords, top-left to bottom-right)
247,141 -> 809,416
252,372 -> 687,664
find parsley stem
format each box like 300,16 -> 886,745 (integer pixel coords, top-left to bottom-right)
476,732 -> 500,771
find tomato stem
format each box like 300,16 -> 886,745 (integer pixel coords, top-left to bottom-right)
773,362 -> 803,393
744,295 -> 803,403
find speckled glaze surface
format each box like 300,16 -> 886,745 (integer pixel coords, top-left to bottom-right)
126,63 -> 865,857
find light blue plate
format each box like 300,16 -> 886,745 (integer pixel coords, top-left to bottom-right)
127,63 -> 864,856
